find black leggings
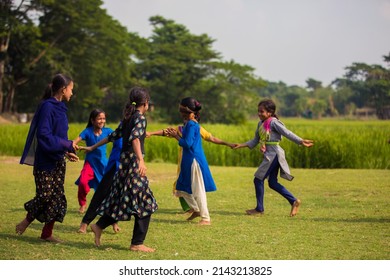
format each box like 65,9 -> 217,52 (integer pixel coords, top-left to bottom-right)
96,214 -> 151,245
82,166 -> 116,225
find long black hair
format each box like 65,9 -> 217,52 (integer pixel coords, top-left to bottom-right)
122,86 -> 150,121
86,109 -> 105,128
42,74 -> 73,100
179,97 -> 202,122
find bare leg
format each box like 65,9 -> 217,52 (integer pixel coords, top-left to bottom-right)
16,218 -> 31,235
78,222 -> 88,233
79,205 -> 87,214
290,199 -> 301,217
90,224 -> 103,247
112,223 -> 121,233
130,244 -> 155,252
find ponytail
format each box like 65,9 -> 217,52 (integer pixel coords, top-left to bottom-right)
122,87 -> 150,121
41,74 -> 73,100
42,84 -> 53,100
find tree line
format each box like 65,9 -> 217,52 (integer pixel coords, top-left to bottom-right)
1,0 -> 390,123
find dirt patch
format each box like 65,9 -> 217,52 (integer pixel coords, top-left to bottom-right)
0,115 -> 12,124
0,156 -> 20,163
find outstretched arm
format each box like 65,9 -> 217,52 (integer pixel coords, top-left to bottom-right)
146,129 -> 168,138
207,136 -> 235,148
79,137 -> 109,152
232,143 -> 250,149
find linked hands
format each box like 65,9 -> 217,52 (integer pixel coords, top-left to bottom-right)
78,146 -> 93,153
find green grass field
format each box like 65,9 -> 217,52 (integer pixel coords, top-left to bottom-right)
0,156 -> 389,260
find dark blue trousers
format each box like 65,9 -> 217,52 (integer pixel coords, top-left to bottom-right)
253,157 -> 296,212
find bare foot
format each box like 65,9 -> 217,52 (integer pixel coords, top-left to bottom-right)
112,223 -> 121,233
90,224 -> 102,247
78,222 -> 88,234
184,208 -> 194,215
186,211 -> 200,221
130,244 -> 155,252
79,205 -> 87,214
40,236 -> 63,243
245,209 -> 264,215
198,220 -> 211,226
16,218 -> 30,235
290,199 -> 301,217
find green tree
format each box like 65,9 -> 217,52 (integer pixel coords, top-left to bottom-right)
343,60 -> 390,119
136,15 -> 220,122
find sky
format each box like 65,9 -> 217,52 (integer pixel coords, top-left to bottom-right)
102,0 -> 390,87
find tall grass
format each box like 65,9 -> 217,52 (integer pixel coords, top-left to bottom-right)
1,119 -> 389,169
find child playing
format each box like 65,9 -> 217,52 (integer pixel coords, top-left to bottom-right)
16,73 -> 79,243
73,109 -> 113,214
233,99 -> 314,217
82,86 -> 157,252
147,126 -> 234,214
77,137 -> 122,234
167,97 -> 217,225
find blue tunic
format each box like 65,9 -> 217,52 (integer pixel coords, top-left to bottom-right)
176,120 -> 217,194
20,97 -> 73,171
75,126 -> 113,190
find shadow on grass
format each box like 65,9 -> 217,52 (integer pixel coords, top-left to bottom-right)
0,232 -> 127,252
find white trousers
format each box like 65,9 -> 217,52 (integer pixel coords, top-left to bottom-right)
177,159 -> 210,221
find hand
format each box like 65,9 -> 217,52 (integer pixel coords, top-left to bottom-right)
302,139 -> 314,147
65,152 -> 79,162
78,146 -> 93,153
146,131 -> 151,138
138,159 -> 147,177
232,143 -> 244,149
72,141 -> 79,151
166,127 -> 178,138
227,143 -> 237,149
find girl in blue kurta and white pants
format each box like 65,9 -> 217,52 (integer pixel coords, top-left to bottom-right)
167,97 -> 217,226
234,99 -> 314,217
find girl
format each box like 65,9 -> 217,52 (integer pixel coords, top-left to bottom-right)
16,73 -> 79,243
77,137 -> 122,234
82,86 -> 157,252
167,97 -> 217,225
234,99 -> 313,217
147,126 -> 234,214
73,109 -> 113,214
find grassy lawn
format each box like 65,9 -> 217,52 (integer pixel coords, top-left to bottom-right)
0,156 -> 389,260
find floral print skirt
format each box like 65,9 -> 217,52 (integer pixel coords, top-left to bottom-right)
25,159 -> 67,223
98,151 -> 158,221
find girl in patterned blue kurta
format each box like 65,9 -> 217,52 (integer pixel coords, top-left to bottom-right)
82,87 -> 157,253
167,97 -> 217,226
234,99 -> 314,217
73,109 -> 113,214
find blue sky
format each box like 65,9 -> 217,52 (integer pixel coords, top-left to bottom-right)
102,0 -> 390,87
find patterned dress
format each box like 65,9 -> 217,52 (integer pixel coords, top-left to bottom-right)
97,111 -> 158,220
